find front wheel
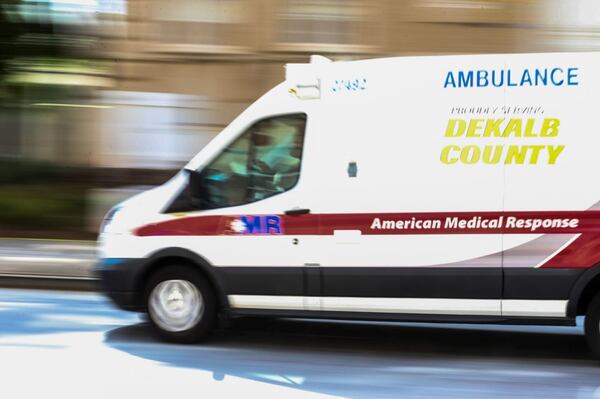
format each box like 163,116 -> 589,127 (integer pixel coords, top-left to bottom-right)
145,265 -> 217,343
584,292 -> 600,359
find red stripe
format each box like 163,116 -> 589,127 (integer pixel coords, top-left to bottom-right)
317,211 -> 598,235
133,210 -> 600,269
135,210 -> 600,237
540,234 -> 600,268
135,215 -> 221,237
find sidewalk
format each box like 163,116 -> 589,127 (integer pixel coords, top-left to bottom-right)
0,238 -> 97,290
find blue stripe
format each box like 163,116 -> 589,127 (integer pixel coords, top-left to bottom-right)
97,258 -> 127,270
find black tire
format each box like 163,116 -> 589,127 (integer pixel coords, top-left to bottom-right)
584,292 -> 600,359
145,265 -> 217,343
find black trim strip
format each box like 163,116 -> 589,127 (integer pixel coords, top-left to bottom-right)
503,268 -> 585,299
216,266 -> 587,300
228,308 -> 576,326
320,267 -> 501,299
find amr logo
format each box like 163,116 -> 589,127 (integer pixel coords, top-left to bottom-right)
229,215 -> 282,235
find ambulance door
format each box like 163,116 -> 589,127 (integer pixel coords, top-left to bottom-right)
308,58 -> 504,317
183,112 -> 319,310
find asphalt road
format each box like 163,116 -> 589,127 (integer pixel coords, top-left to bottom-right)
0,288 -> 599,399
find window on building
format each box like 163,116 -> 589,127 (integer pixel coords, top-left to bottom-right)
407,0 -> 519,24
20,0 -> 126,24
150,0 -> 245,46
277,0 -> 369,45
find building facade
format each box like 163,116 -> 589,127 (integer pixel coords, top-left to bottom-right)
7,0 -> 600,168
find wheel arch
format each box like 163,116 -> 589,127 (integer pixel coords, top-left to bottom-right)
134,247 -> 228,311
567,263 -> 600,317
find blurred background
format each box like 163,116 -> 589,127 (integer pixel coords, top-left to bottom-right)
1,0 -> 599,239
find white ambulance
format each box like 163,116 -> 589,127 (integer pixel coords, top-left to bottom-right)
97,52 -> 600,356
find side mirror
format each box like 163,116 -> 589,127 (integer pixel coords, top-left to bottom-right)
186,169 -> 205,207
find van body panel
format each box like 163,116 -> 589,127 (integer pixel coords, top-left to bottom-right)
99,52 -> 600,322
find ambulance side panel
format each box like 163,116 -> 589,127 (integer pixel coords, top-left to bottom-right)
302,57 -> 505,312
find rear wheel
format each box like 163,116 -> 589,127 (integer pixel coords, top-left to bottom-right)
145,265 -> 217,343
584,292 -> 600,358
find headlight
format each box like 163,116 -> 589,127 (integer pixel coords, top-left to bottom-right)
100,206 -> 122,234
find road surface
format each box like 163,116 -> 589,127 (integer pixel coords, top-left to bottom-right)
0,288 -> 599,399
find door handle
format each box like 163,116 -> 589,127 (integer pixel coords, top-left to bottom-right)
284,208 -> 311,215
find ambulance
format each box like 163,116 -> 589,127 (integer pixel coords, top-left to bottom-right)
96,52 -> 600,356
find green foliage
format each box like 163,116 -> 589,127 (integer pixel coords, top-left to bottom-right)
0,1 -> 22,81
0,160 -> 85,231
0,159 -> 66,184
0,184 -> 86,229
0,0 -> 72,85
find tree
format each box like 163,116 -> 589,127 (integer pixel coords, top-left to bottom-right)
0,0 -> 71,88
0,1 -> 22,84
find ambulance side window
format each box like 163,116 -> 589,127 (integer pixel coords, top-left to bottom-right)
194,113 -> 306,209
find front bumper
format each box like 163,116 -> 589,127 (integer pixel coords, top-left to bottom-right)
94,258 -> 148,311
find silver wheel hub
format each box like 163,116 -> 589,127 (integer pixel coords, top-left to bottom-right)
149,279 -> 204,332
